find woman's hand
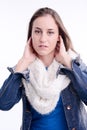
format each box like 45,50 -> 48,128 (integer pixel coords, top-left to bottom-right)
15,38 -> 36,72
55,36 -> 72,69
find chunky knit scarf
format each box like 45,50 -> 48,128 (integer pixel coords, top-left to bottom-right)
22,49 -> 77,115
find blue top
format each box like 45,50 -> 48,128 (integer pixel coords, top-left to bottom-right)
30,96 -> 68,130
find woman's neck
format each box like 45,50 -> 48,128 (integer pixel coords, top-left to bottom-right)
38,53 -> 55,67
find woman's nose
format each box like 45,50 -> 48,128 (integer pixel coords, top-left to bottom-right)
39,32 -> 47,42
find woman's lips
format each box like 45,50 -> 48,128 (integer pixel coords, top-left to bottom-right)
39,45 -> 48,48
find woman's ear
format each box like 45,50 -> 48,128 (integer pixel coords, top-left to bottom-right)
55,39 -> 60,53
57,35 -> 61,43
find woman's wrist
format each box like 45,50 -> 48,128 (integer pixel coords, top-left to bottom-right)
62,54 -> 72,69
15,58 -> 31,72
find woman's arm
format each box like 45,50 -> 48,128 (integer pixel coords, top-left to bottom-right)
61,59 -> 87,105
0,38 -> 36,110
0,37 -> 37,111
55,36 -> 87,105
0,72 -> 23,110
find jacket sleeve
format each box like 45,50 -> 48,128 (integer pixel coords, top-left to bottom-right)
61,58 -> 87,105
0,72 -> 23,110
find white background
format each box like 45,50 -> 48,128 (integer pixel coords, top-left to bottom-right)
0,0 -> 87,130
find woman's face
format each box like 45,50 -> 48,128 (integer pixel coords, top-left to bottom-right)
31,15 -> 59,57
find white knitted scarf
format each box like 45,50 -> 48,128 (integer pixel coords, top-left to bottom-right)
22,49 -> 77,115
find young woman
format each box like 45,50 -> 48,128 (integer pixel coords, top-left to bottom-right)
0,7 -> 87,130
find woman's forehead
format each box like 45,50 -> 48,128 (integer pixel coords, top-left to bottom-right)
32,15 -> 58,30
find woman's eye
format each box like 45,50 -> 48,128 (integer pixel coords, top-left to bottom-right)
35,30 -> 41,34
48,31 -> 54,35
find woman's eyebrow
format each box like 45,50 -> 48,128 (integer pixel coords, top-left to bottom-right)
34,27 -> 41,30
34,27 -> 54,31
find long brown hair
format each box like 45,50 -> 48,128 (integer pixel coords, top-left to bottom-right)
27,7 -> 74,51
